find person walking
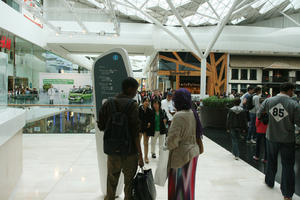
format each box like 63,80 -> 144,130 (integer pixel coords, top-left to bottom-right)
227,98 -> 248,160
150,99 -> 168,159
97,77 -> 144,200
246,87 -> 261,144
258,83 -> 300,200
138,97 -> 152,164
48,85 -> 56,104
161,92 -> 175,127
167,88 -> 204,200
253,101 -> 268,163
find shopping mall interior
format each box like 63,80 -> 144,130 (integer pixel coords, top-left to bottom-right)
1,0 -> 300,199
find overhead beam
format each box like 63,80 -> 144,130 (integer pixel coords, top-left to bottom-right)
62,0 -> 89,33
166,0 -> 205,59
207,0 -> 220,19
280,11 -> 300,27
204,0 -> 241,58
106,0 -> 120,35
115,0 -> 199,56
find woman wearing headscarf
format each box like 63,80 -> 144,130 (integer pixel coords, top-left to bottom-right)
167,88 -> 204,200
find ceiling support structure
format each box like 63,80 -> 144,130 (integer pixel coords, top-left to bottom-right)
105,0 -> 120,35
207,0 -> 220,20
199,0 -> 241,98
139,0 -> 150,10
166,0 -> 204,59
117,0 -> 199,55
280,11 -> 300,27
62,0 -> 89,33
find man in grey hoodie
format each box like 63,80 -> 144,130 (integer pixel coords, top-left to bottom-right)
227,98 -> 248,160
258,83 -> 300,200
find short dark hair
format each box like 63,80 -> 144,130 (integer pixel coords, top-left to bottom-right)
280,82 -> 295,92
152,99 -> 161,108
233,98 -> 241,106
122,77 -> 138,93
254,87 -> 262,93
142,96 -> 150,103
247,86 -> 254,91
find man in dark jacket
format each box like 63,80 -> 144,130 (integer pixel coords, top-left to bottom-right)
98,77 -> 144,200
227,98 -> 248,160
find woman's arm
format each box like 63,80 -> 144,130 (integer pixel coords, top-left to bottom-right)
166,115 -> 184,150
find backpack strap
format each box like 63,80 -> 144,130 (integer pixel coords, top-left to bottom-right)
122,99 -> 135,114
108,98 -> 117,114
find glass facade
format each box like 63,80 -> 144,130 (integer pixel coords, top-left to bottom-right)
0,28 -> 94,133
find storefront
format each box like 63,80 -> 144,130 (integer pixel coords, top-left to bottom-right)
0,28 -> 89,105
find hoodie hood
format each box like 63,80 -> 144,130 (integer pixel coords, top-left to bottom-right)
230,106 -> 243,114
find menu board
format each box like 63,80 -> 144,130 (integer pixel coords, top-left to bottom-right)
93,49 -> 131,120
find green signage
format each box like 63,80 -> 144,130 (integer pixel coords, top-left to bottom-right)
43,79 -> 74,85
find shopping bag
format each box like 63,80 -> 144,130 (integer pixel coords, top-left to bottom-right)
154,147 -> 169,186
132,167 -> 156,200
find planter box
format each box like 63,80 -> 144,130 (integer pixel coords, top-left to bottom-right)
199,106 -> 228,129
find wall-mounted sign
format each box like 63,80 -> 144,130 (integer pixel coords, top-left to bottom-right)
0,36 -> 12,50
43,79 -> 74,85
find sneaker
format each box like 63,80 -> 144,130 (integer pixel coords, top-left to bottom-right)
251,139 -> 256,144
246,140 -> 251,144
235,157 -> 239,160
152,153 -> 156,159
253,156 -> 259,161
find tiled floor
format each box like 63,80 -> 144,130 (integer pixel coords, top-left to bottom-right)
10,134 -> 300,200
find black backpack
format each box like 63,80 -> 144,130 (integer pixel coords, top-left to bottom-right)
246,95 -> 255,110
103,99 -> 134,155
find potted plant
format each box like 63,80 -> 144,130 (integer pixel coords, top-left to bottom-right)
200,96 -> 235,128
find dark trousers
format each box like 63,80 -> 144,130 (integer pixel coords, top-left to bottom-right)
247,113 -> 257,141
231,129 -> 240,157
105,154 -> 138,200
265,140 -> 295,198
255,133 -> 267,160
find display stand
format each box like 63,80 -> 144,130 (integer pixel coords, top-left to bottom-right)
92,48 -> 133,196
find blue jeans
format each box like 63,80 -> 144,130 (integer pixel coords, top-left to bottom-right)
247,113 -> 257,141
265,140 -> 295,198
231,129 -> 240,157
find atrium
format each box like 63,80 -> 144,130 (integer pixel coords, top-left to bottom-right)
0,0 -> 300,200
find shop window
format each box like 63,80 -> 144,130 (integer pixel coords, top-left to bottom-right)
231,84 -> 238,92
296,71 -> 300,81
241,84 -> 247,93
241,69 -> 248,80
231,69 -> 239,80
250,69 -> 257,80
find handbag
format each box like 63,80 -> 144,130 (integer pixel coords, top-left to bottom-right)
132,167 -> 157,200
154,146 -> 169,186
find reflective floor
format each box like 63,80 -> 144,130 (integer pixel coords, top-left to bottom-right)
11,134 -> 300,200
204,128 -> 300,196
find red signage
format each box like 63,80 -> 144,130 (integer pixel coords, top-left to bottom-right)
0,36 -> 12,50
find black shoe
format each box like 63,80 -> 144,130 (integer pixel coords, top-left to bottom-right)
152,154 -> 156,159
265,181 -> 274,189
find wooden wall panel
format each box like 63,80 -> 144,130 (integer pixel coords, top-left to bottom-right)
158,52 -> 228,96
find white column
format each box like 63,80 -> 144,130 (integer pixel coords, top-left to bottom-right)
200,58 -> 207,98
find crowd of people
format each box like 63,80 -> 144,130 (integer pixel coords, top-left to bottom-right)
227,84 -> 300,200
97,77 -> 300,200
